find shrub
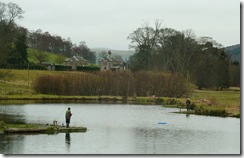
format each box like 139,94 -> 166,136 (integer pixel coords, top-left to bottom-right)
55,65 -> 72,71
155,97 -> 164,104
190,102 -> 196,110
194,105 -> 228,117
166,98 -> 178,105
33,71 -> 192,97
0,120 -> 5,128
77,66 -> 100,71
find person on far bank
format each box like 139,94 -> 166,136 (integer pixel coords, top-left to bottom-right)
65,107 -> 72,128
186,98 -> 191,111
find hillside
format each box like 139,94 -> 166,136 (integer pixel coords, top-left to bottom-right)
91,48 -> 135,62
27,48 -> 66,64
225,44 -> 240,62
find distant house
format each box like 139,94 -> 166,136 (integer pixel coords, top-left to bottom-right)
41,62 -> 55,70
98,51 -> 125,71
65,53 -> 89,70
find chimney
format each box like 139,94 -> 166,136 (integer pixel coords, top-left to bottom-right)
108,51 -> 112,56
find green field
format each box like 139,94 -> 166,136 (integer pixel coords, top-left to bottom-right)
27,48 -> 66,64
0,69 -> 240,117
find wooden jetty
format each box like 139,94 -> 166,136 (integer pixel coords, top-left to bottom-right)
3,125 -> 87,134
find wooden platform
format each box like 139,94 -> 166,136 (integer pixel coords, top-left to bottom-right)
3,125 -> 87,134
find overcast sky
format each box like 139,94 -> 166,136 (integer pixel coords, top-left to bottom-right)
1,0 -> 240,50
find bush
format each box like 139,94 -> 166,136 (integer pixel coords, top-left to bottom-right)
55,65 -> 72,71
190,102 -> 196,110
33,71 -> 192,97
155,97 -> 164,104
0,63 -> 47,70
77,66 -> 100,71
194,105 -> 228,117
0,120 -> 5,128
29,64 -> 47,70
166,98 -> 178,105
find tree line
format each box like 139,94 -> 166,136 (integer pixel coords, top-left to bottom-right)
0,2 -> 27,68
27,30 -> 96,63
0,2 -> 96,69
127,21 -> 240,89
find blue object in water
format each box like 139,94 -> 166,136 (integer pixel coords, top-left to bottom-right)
158,122 -> 167,124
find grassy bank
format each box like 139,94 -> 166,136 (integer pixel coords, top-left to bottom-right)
189,88 -> 240,117
0,69 -> 240,117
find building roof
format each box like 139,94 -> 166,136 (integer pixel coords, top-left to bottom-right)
65,54 -> 89,63
41,62 -> 53,65
98,54 -> 120,63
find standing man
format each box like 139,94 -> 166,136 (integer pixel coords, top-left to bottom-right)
65,107 -> 72,128
186,98 -> 191,111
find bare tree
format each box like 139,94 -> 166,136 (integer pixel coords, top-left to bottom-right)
127,21 -> 162,70
30,49 -> 49,64
0,2 -> 24,25
113,54 -> 124,62
127,21 -> 161,50
0,2 -> 6,21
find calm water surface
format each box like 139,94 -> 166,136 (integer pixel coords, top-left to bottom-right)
0,103 -> 240,154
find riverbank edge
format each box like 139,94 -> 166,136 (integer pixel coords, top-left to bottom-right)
0,94 -> 240,118
0,95 -> 126,101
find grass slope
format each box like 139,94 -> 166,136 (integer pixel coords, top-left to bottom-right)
27,48 -> 66,64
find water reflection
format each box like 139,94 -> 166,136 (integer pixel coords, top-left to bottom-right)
133,127 -> 164,154
65,132 -> 71,151
0,134 -> 25,154
0,113 -> 26,124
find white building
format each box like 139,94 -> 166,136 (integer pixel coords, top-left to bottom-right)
98,51 -> 124,71
65,53 -> 89,70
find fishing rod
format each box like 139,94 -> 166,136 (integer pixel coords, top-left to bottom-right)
52,107 -> 67,126
56,108 -> 67,119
